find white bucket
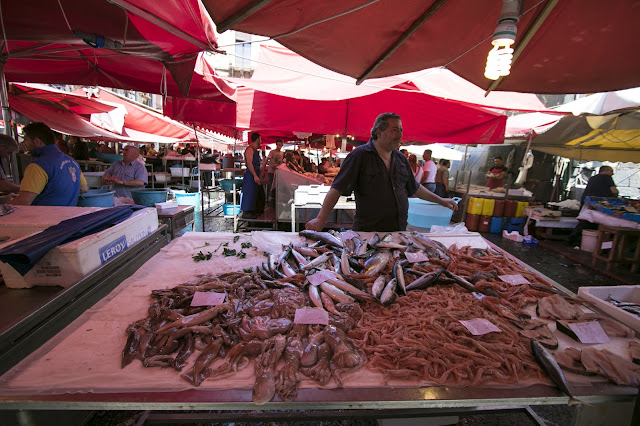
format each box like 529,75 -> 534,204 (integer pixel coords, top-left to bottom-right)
581,229 -> 599,252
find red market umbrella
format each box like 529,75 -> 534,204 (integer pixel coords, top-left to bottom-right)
204,0 -> 640,94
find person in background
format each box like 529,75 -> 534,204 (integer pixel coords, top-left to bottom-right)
54,133 -> 69,155
261,138 -> 284,203
306,112 -> 457,232
240,132 -> 262,219
486,156 -> 508,189
421,149 -> 437,192
11,122 -> 87,206
400,148 -> 409,159
568,165 -> 619,246
71,138 -> 90,161
102,145 -> 147,199
318,158 -> 330,175
434,159 -> 451,197
0,135 -> 22,202
408,154 -> 423,183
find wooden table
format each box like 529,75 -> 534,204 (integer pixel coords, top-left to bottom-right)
156,205 -> 195,239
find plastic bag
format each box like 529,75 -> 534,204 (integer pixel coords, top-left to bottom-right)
429,222 -> 469,234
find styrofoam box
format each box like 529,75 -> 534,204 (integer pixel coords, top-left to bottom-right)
294,185 -> 331,205
170,167 -> 191,177
578,285 -> 640,334
0,208 -> 158,289
0,206 -> 103,240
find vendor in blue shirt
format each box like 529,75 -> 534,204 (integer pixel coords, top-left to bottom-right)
11,122 -> 88,206
305,112 -> 457,232
102,145 -> 148,198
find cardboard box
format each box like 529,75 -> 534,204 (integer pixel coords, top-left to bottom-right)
0,208 -> 158,288
578,285 -> 640,334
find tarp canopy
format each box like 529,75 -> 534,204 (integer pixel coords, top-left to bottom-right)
204,0 -> 640,94
506,88 -> 640,162
403,144 -> 465,161
225,43 -> 546,111
2,0 -> 218,97
216,45 -> 508,145
9,83 -> 118,115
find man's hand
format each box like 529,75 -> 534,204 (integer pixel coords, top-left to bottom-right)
305,217 -> 325,231
441,198 -> 458,211
253,175 -> 260,184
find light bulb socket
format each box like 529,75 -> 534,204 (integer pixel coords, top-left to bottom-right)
492,22 -> 517,45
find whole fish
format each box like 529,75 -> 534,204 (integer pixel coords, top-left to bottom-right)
356,239 -> 368,256
369,233 -> 380,247
301,252 -> 333,270
319,282 -> 355,304
376,242 -> 409,250
294,246 -> 320,258
380,233 -> 393,243
393,261 -> 407,295
326,278 -> 374,301
339,274 -> 365,290
340,249 -> 351,275
380,278 -> 397,306
411,232 -> 450,262
299,230 -> 344,248
405,269 -> 443,291
309,285 -> 324,309
371,276 -> 386,298
320,292 -> 344,317
530,339 -> 574,398
364,251 -> 391,275
291,249 -> 309,267
344,238 -> 355,255
281,259 -> 297,277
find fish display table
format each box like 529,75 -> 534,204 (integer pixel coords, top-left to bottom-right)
157,205 -> 195,239
0,231 -> 636,425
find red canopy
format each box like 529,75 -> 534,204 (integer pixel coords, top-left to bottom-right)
204,0 -> 640,94
223,45 -> 507,145
1,0 -> 234,101
10,83 -> 118,115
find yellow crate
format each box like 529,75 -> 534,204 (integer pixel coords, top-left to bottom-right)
481,198 -> 495,216
468,197 -> 485,215
515,201 -> 529,217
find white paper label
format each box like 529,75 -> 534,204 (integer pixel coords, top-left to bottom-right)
498,274 -> 530,286
567,321 -> 610,344
307,270 -> 335,286
601,241 -> 613,250
294,308 -> 329,325
191,292 -> 226,307
405,252 -> 429,263
459,319 -> 502,335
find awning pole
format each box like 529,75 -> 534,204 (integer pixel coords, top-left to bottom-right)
462,145 -> 469,170
0,62 -> 19,185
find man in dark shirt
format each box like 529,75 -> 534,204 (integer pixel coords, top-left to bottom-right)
568,165 -> 619,246
305,113 -> 457,232
486,156 -> 508,189
580,165 -> 618,205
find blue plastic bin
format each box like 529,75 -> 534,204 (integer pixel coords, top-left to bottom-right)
174,192 -> 200,207
490,217 -> 503,233
407,197 -> 460,229
130,188 -> 169,207
77,189 -> 115,207
503,217 -> 525,232
223,203 -> 240,216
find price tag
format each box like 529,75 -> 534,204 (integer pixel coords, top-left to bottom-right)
307,270 -> 335,286
498,274 -> 530,285
568,321 -> 610,344
340,230 -> 359,241
601,241 -> 613,250
405,252 -> 429,263
191,292 -> 225,307
460,319 -> 502,336
294,308 -> 329,325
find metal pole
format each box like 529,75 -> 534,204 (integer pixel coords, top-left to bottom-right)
462,145 -> 469,170
0,62 -> 19,185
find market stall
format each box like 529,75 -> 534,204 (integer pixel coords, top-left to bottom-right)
0,230 -> 637,424
0,206 -> 169,374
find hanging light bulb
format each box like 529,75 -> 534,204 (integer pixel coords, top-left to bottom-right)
484,0 -> 519,80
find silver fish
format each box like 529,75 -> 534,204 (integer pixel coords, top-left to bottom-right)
326,278 -> 373,300
369,233 -> 380,247
340,249 -> 351,275
319,282 -> 355,304
281,260 -> 297,277
380,278 -> 397,306
268,254 -> 278,272
309,285 -> 324,309
375,242 -> 408,250
294,246 -> 320,258
380,233 -> 393,243
405,269 -> 443,291
302,252 -> 333,270
356,239 -> 368,256
371,276 -> 386,298
291,249 -> 309,267
393,261 -> 407,295
530,339 -> 574,398
299,230 -> 344,248
364,251 -> 391,275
